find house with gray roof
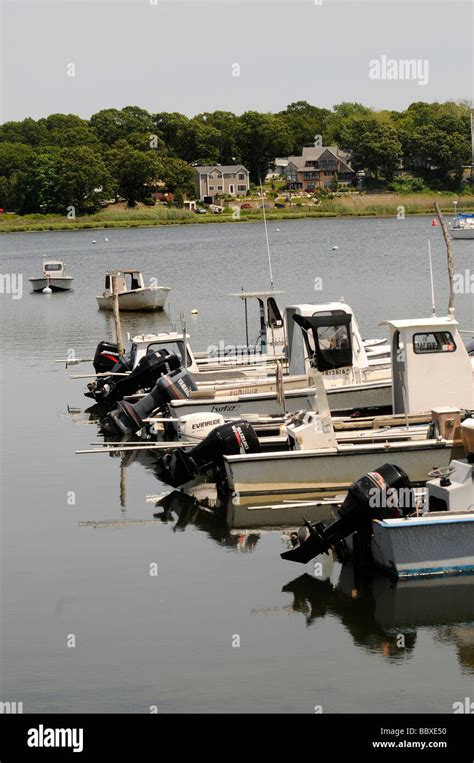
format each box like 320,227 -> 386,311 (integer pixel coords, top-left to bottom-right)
194,164 -> 250,201
285,143 -> 354,191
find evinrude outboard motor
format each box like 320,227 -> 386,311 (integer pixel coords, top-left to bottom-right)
281,463 -> 413,564
89,350 -> 181,406
103,367 -> 198,435
160,420 -> 261,487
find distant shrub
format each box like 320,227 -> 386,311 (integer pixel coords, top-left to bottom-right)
143,197 -> 156,206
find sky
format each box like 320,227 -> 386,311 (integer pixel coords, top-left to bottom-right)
1,0 -> 473,122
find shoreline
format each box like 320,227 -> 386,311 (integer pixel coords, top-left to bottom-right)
0,203 -> 470,235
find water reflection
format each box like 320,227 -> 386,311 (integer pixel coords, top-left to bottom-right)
281,566 -> 474,668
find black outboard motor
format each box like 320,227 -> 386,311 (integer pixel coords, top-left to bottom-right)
93,341 -> 122,374
89,350 -> 181,406
160,420 -> 261,487
281,463 -> 413,564
103,367 -> 198,435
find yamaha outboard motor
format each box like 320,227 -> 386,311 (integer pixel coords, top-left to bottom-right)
89,350 -> 181,406
282,463 -> 413,564
160,420 -> 261,487
103,367 -> 198,435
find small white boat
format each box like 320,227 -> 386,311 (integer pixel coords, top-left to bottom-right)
29,260 -> 74,292
97,270 -> 170,312
450,213 -> 474,239
282,419 -> 474,579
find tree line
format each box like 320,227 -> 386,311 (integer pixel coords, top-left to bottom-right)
0,101 -> 471,214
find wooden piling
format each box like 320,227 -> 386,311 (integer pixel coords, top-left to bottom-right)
111,273 -> 125,355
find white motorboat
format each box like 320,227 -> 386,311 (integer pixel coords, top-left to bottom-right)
220,315 -> 473,502
29,260 -> 74,292
282,419 -> 474,579
450,212 -> 474,239
97,270 -> 170,312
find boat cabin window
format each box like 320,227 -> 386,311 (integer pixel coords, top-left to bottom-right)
145,341 -> 192,366
44,263 -> 62,272
413,332 -> 456,354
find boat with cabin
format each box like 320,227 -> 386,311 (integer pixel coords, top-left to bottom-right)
29,260 -> 74,292
97,270 -> 170,312
450,212 -> 474,240
161,314 -> 473,503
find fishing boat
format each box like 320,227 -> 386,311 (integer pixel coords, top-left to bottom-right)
281,419 -> 474,579
165,314 -> 472,503
97,270 -> 170,312
29,260 -> 74,292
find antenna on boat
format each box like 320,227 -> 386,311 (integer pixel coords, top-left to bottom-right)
259,177 -> 274,290
428,239 -> 436,317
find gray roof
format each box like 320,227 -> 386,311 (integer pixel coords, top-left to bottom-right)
286,146 -> 354,174
195,164 -> 248,174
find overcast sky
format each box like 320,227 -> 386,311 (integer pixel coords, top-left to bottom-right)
1,0 -> 472,122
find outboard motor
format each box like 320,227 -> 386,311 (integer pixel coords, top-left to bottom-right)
281,463 -> 413,564
89,350 -> 181,406
103,367 -> 198,435
93,341 -> 122,374
160,420 -> 261,487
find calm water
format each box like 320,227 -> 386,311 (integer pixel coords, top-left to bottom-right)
1,216 -> 473,713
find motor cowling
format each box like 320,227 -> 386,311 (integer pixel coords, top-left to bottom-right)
103,368 -> 198,435
93,341 -> 122,374
160,420 -> 261,487
89,350 -> 181,406
281,463 -> 413,564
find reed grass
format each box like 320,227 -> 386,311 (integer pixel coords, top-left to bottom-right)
1,193 -> 473,233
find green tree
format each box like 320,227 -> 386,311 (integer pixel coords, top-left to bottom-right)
55,146 -> 112,213
237,112 -> 293,183
339,116 -> 402,179
90,106 -> 155,146
397,102 -> 470,182
194,111 -> 240,164
0,117 -> 48,146
154,112 -> 220,163
155,156 -> 195,195
108,143 -> 160,206
0,142 -> 35,177
278,101 -> 330,154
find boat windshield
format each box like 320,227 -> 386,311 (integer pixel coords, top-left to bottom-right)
145,341 -> 192,367
44,263 -> 63,271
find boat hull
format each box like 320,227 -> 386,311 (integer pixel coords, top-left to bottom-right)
371,514 -> 474,577
168,380 -> 392,419
29,277 -> 74,292
224,440 -> 453,502
97,287 -> 170,312
451,229 -> 474,239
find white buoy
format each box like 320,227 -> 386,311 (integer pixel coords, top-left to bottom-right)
104,237 -> 109,242
276,227 -> 280,232
92,240 -> 97,244
191,308 -> 199,315
332,245 -> 339,251
42,286 -> 52,294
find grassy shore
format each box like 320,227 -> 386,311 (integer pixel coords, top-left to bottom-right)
1,193 -> 473,233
